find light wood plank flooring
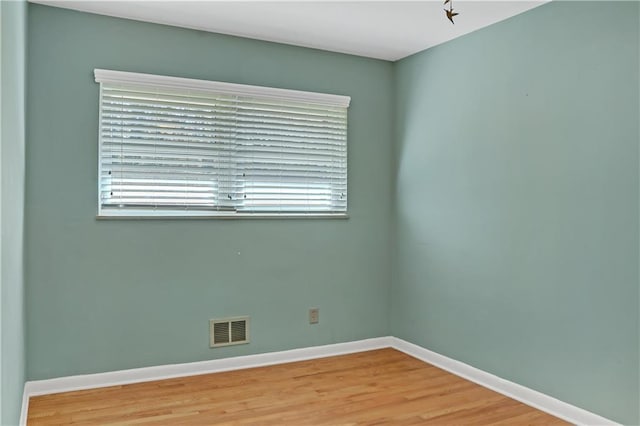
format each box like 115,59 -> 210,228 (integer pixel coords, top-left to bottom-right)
27,348 -> 568,425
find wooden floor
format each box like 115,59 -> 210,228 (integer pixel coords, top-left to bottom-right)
28,349 -> 567,425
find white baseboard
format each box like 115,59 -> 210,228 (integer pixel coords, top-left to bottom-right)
390,337 -> 618,426
19,386 -> 29,426
20,336 -> 618,426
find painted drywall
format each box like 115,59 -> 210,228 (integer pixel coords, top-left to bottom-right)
1,0 -> 27,424
26,4 -> 393,380
391,2 -> 639,424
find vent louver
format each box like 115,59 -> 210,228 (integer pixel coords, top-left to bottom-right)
231,320 -> 247,342
210,316 -> 250,347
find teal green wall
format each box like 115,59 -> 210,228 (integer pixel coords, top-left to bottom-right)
1,0 -> 27,424
26,4 -> 393,380
391,2 -> 639,424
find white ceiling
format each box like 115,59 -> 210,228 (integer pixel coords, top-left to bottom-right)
30,0 -> 547,61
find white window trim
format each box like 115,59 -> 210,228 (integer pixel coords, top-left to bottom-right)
96,212 -> 349,220
94,69 -> 350,219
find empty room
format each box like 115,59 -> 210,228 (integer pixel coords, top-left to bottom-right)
1,0 -> 639,424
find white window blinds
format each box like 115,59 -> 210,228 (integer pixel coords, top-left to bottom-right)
94,69 -> 350,217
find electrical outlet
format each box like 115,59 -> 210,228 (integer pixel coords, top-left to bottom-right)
309,308 -> 319,324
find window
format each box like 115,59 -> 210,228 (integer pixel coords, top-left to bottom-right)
94,69 -> 350,218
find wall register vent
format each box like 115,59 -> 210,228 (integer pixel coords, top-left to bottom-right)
210,316 -> 250,347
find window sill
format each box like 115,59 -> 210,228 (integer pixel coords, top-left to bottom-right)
96,213 -> 349,220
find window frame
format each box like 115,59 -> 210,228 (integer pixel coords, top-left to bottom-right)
94,69 -> 350,219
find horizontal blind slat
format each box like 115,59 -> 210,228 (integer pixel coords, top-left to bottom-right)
101,112 -> 347,132
101,98 -> 348,122
103,88 -> 347,115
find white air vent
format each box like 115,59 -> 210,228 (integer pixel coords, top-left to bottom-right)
210,316 -> 250,347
